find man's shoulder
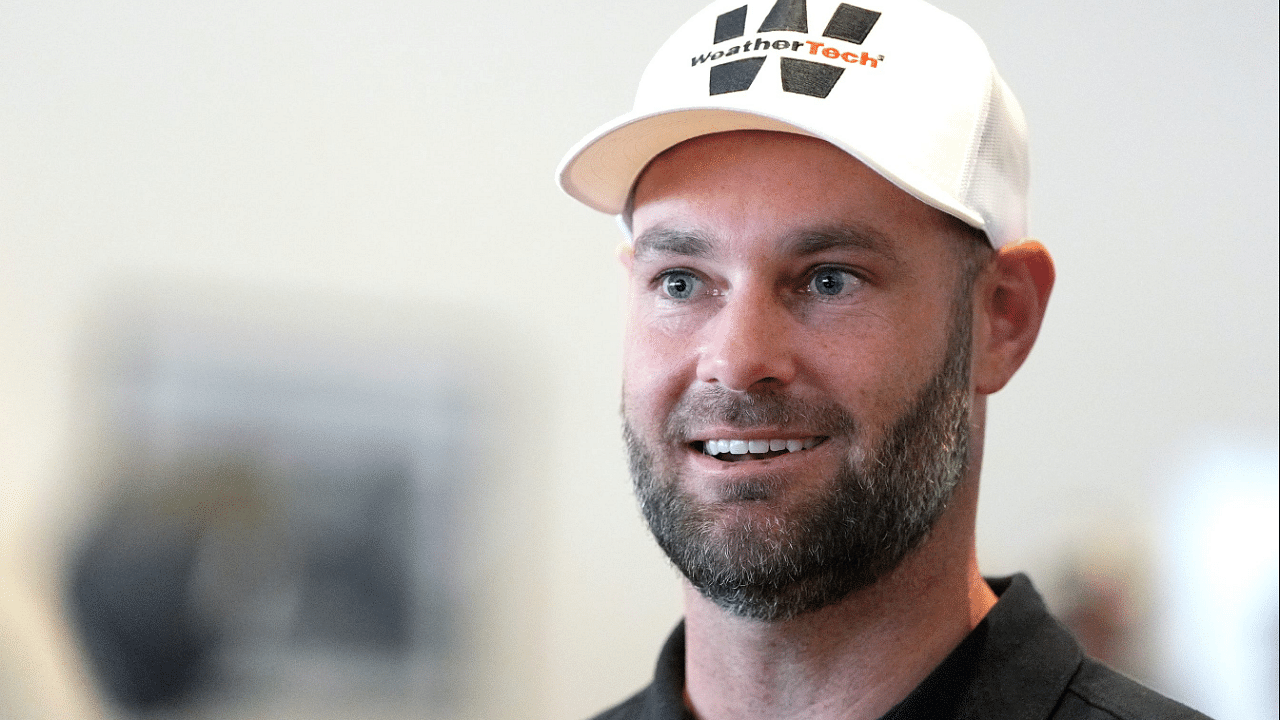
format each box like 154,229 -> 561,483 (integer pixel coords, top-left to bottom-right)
1051,658 -> 1211,720
580,578 -> 1214,720
585,621 -> 692,720
587,689 -> 648,720
587,683 -> 693,720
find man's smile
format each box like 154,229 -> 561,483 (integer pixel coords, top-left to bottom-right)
692,436 -> 828,461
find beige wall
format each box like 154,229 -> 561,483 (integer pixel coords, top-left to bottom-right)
1,1 -> 1276,718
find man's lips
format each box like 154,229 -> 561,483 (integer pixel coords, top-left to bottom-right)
691,436 -> 827,462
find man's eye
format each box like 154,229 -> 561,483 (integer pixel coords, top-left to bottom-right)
659,271 -> 701,300
808,268 -> 859,297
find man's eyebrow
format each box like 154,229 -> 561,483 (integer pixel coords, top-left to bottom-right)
632,228 -> 713,260
790,225 -> 903,265
632,224 -> 905,265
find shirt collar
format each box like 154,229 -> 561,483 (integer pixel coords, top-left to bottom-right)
644,574 -> 1084,720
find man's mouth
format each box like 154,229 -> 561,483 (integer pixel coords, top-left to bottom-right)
693,437 -> 825,462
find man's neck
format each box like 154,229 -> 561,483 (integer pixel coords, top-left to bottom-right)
680,483 -> 995,720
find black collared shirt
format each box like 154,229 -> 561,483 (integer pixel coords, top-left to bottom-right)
590,574 -> 1210,720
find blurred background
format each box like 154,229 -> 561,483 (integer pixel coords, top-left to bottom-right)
0,1 -> 1276,719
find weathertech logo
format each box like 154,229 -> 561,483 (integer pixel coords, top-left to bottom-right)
694,0 -> 884,98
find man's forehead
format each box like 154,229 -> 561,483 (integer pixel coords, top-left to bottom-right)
628,131 -> 955,262
631,131 -> 922,215
623,131 -> 832,236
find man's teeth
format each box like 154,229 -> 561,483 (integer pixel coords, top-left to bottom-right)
702,437 -> 819,456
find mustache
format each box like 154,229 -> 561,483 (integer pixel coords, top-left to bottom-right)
662,385 -> 858,442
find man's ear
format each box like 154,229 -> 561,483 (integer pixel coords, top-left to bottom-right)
618,242 -> 635,270
972,240 -> 1055,395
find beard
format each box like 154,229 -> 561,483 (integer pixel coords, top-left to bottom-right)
623,311 -> 973,622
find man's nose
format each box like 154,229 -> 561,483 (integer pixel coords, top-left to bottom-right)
695,288 -> 797,392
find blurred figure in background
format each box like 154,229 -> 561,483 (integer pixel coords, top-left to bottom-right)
56,300 -> 473,719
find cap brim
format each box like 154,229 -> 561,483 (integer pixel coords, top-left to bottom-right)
557,107 -> 824,215
556,105 -> 984,232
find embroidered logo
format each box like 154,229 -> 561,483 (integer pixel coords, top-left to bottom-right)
693,0 -> 884,98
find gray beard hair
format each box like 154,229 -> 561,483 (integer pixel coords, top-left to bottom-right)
623,314 -> 973,622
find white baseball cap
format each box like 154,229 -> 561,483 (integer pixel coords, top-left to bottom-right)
557,0 -> 1029,248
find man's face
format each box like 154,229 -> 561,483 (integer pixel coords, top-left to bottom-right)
622,131 -> 980,620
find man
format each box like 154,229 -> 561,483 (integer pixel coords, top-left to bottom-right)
557,0 -> 1209,718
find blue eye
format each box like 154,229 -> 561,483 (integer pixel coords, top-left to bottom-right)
660,271 -> 701,299
809,268 -> 858,296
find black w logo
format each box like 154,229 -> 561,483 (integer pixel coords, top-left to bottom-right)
708,0 -> 881,98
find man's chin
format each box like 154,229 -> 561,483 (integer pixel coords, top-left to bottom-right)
695,502 -> 805,550
677,544 -> 869,622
